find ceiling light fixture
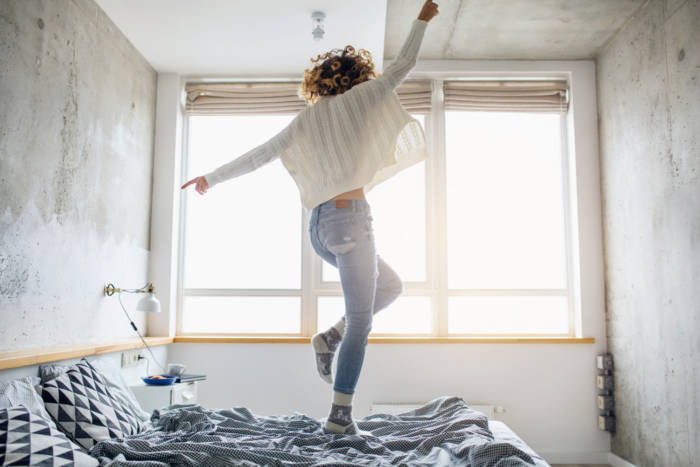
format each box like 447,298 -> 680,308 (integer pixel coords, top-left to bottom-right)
312,11 -> 325,41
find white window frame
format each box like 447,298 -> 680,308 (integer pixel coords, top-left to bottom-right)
174,74 -> 578,339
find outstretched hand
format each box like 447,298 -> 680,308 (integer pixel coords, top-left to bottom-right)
418,0 -> 439,22
181,176 -> 210,195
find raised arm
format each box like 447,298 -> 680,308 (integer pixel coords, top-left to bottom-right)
376,0 -> 439,90
181,119 -> 294,195
202,120 -> 294,188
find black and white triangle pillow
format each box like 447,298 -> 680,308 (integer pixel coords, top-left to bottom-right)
41,359 -> 145,450
0,405 -> 98,466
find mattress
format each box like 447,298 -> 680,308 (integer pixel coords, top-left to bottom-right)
489,420 -> 550,466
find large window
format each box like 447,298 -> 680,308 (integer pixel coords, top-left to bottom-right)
179,80 -> 573,337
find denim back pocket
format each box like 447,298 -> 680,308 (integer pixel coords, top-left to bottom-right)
319,213 -> 358,255
320,211 -> 376,256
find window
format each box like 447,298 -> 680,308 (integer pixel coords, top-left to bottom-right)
445,112 -> 570,335
179,80 -> 574,337
181,114 -> 302,334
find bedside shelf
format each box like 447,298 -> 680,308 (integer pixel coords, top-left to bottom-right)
129,380 -> 202,413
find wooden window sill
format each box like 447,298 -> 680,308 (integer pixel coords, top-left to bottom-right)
173,336 -> 595,344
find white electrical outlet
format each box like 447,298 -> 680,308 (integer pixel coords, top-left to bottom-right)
121,350 -> 143,368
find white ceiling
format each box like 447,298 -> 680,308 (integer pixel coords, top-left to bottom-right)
96,0 -> 645,76
95,0 -> 388,77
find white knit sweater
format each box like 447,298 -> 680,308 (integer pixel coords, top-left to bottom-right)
203,18 -> 430,211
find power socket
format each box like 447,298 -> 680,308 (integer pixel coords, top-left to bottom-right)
121,350 -> 144,368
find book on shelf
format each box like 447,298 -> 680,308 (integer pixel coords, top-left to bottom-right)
176,374 -> 206,383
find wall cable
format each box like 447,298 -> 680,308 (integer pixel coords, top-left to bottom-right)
117,292 -> 166,374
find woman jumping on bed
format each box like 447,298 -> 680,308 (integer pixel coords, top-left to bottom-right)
182,0 -> 439,434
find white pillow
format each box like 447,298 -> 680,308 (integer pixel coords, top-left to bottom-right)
0,376 -> 55,424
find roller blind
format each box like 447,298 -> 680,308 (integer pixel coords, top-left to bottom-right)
185,80 -> 432,116
185,82 -> 306,115
396,80 -> 432,114
443,80 -> 569,113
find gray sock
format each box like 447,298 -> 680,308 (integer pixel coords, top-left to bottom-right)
311,319 -> 346,383
328,403 -> 353,426
325,391 -> 355,433
335,316 -> 346,336
323,325 -> 343,352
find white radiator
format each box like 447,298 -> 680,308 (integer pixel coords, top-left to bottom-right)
370,402 -> 500,419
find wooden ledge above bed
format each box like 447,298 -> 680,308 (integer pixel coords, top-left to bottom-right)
172,336 -> 595,344
0,335 -> 595,370
0,336 -> 174,371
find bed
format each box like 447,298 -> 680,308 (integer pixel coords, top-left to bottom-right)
1,357 -> 550,466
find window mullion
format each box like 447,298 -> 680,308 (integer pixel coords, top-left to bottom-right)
176,115 -> 191,337
184,289 -> 303,296
422,110 -> 437,336
447,289 -> 569,296
559,111 -> 577,337
301,206 -> 315,337
431,79 -> 448,337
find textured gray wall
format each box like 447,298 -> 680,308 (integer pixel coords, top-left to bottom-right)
0,0 -> 157,351
597,0 -> 700,465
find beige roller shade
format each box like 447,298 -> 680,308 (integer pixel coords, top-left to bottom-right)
185,82 -> 307,115
185,80 -> 432,116
443,80 -> 569,113
396,80 -> 432,114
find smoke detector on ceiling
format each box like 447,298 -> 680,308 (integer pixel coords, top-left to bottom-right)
312,11 -> 325,41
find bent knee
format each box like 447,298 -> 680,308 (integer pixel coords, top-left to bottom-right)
345,315 -> 372,335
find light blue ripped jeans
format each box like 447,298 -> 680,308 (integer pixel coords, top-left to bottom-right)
309,199 -> 403,395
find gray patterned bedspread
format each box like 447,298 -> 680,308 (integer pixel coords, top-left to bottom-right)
89,396 -> 549,466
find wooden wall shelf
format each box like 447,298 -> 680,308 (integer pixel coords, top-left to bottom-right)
0,337 -> 174,371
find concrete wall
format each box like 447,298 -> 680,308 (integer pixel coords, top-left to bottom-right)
0,0 -> 157,351
596,0 -> 700,465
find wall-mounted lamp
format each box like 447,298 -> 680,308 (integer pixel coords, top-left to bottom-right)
312,11 -> 325,41
103,282 -> 164,372
104,282 -> 161,314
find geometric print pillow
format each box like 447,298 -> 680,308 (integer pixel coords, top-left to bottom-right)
40,359 -> 145,450
0,405 -> 98,466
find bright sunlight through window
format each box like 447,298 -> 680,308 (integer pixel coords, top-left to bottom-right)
445,112 -> 570,335
180,100 -> 573,337
182,115 -> 302,334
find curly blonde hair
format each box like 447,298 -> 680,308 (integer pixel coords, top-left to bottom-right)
298,45 -> 377,105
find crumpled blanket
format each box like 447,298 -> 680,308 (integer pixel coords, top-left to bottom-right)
89,395 -> 546,466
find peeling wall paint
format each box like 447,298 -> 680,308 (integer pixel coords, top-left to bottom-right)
596,0 -> 700,465
0,0 -> 157,351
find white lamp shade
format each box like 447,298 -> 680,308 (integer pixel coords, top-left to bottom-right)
136,293 -> 161,313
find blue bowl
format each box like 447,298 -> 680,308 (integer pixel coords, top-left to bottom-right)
142,375 -> 176,386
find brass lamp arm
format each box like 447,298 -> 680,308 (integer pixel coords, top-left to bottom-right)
103,282 -> 155,296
